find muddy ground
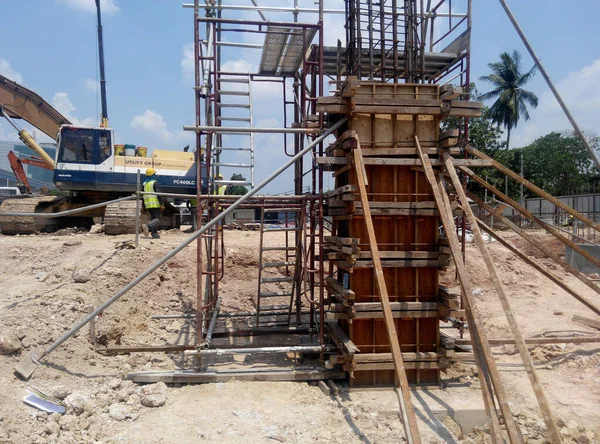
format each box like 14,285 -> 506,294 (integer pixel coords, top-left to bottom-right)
0,227 -> 598,443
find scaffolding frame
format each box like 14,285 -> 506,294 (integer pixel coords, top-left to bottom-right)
191,0 -> 328,348
187,0 -> 474,356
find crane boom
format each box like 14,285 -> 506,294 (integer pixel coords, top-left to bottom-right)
96,0 -> 109,127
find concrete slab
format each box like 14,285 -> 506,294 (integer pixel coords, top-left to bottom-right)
565,244 -> 600,274
342,385 -> 487,438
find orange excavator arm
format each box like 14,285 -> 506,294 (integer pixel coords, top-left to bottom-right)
7,151 -> 34,194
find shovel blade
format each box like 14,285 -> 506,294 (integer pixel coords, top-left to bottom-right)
14,347 -> 42,380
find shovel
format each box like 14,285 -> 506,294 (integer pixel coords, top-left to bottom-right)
15,347 -> 44,380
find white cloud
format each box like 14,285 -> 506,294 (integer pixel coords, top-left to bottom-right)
221,59 -> 254,73
52,92 -> 95,126
52,92 -> 76,116
129,110 -> 193,151
81,78 -> 99,92
511,58 -> 600,147
130,110 -> 173,140
56,0 -> 120,14
181,43 -> 195,81
0,58 -> 23,83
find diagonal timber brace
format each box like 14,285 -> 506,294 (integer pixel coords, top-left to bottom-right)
415,136 -> 522,443
469,191 -> 600,298
460,166 -> 600,272
442,151 -> 563,444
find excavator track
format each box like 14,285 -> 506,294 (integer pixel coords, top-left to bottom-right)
0,196 -> 65,234
104,199 -> 180,235
104,200 -> 144,235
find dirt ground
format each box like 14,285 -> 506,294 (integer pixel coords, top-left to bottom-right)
0,227 -> 599,443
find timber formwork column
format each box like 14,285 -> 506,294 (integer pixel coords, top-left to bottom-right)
319,80 -> 482,387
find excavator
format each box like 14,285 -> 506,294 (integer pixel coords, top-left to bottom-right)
0,73 -> 205,234
0,1 -> 206,235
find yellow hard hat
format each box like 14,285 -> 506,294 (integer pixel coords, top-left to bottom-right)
216,173 -> 223,179
146,168 -> 156,176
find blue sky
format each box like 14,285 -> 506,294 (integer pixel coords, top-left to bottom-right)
1,0 -> 599,192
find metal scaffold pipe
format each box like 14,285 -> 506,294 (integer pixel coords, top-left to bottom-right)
183,345 -> 328,356
200,297 -> 221,349
498,0 -> 600,171
15,117 -> 347,378
183,126 -> 320,134
182,3 -> 345,14
0,195 -> 136,218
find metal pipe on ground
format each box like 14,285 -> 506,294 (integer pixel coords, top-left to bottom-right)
14,117 -> 347,380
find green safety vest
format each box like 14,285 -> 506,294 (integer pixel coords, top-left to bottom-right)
143,180 -> 161,209
189,198 -> 198,206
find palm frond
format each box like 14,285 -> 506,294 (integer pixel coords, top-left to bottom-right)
517,65 -> 538,87
518,89 -> 539,108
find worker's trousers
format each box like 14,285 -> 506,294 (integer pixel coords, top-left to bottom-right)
190,206 -> 198,231
147,208 -> 161,234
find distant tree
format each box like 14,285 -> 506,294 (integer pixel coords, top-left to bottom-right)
521,132 -> 598,197
442,85 -> 506,155
479,50 -> 538,149
228,173 -> 248,195
442,85 -> 508,198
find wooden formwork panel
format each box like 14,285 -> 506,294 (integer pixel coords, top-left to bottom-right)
332,88 -> 441,386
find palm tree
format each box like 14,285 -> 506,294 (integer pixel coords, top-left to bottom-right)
479,50 -> 539,149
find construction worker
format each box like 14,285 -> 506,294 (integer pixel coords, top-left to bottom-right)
141,168 -> 161,239
563,214 -> 574,227
215,173 -> 227,197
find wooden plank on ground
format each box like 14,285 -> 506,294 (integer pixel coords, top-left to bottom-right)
572,315 -> 600,330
